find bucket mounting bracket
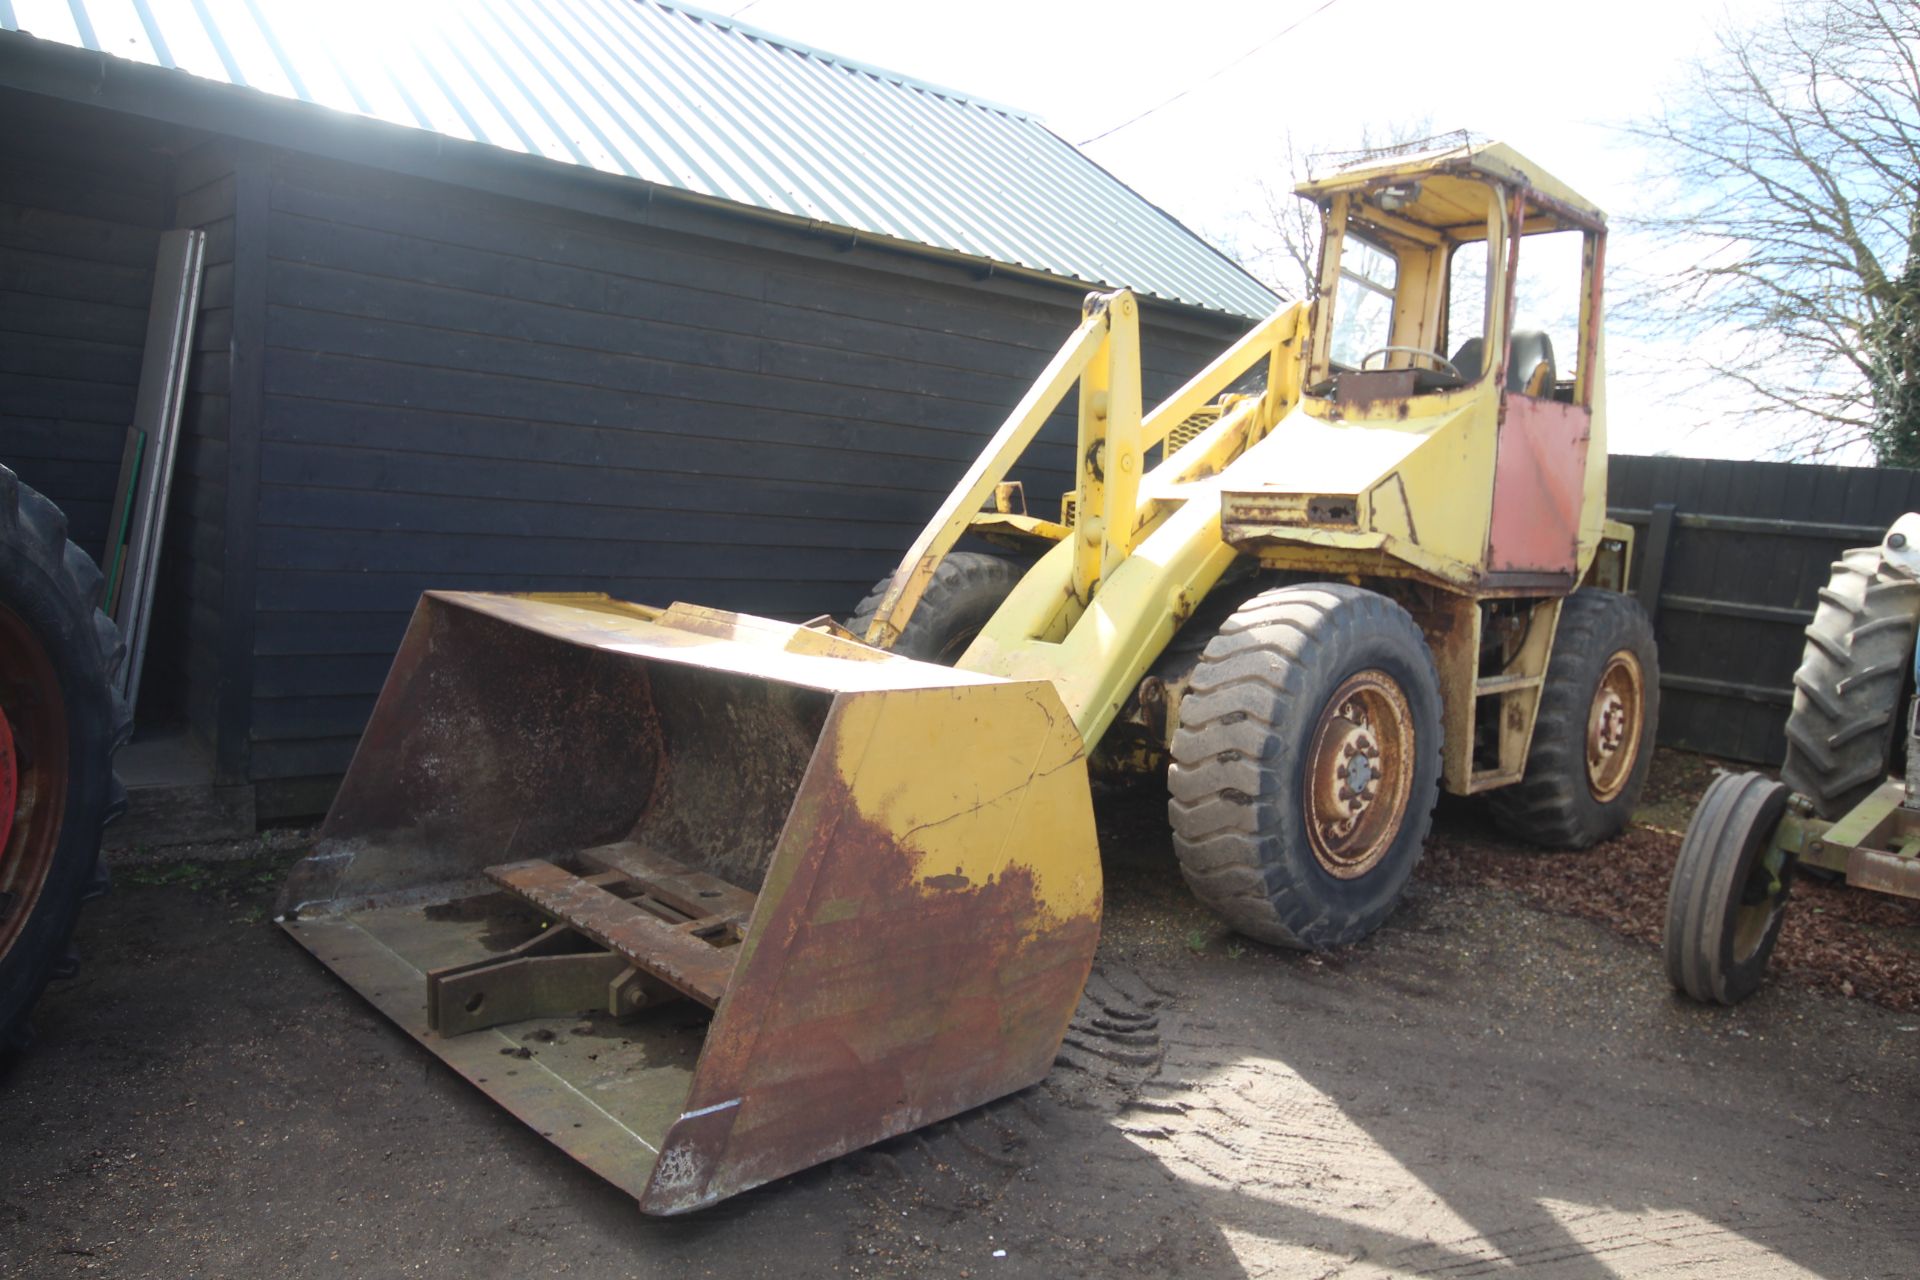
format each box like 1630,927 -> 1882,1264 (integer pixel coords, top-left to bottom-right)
424,842 -> 757,1036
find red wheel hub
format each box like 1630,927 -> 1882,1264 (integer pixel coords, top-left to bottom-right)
0,607 -> 69,959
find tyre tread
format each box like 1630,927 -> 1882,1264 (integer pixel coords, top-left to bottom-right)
1663,772 -> 1790,1004
1780,547 -> 1920,819
1167,584 -> 1443,950
1487,590 -> 1659,849
0,465 -> 130,1059
847,551 -> 1024,663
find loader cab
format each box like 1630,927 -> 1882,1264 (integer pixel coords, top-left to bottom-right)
1299,146 -> 1605,417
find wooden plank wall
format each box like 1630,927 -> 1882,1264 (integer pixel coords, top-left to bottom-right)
0,91 -> 232,747
248,153 -> 1248,809
0,91 -> 171,562
1609,454 -> 1920,764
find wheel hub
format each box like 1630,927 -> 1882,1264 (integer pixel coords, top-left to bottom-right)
1732,844 -> 1793,963
1342,745 -> 1376,798
0,607 -> 69,959
1586,652 -> 1645,803
1307,671 -> 1415,879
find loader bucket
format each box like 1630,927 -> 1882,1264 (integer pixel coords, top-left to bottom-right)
278,591 -> 1100,1214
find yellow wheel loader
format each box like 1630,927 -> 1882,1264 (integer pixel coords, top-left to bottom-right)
279,140 -> 1658,1213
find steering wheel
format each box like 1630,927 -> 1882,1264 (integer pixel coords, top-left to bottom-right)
1358,346 -> 1463,380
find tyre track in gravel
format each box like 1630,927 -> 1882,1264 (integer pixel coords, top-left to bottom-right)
824,964 -> 1209,1277
1116,1030 -> 1875,1278
1094,875 -> 1920,1279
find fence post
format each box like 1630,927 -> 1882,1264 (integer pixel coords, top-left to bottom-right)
1637,502 -> 1676,624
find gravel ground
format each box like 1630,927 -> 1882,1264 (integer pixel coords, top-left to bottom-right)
1420,752 -> 1920,1012
3,752 -> 1918,1278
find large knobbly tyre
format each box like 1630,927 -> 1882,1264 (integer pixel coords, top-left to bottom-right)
0,465 -> 130,1060
1167,584 -> 1443,950
1664,772 -> 1793,1006
847,551 -> 1023,664
1780,547 -> 1920,820
1489,589 -> 1659,849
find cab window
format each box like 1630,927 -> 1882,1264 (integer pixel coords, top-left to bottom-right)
1444,223 -> 1589,402
1445,239 -> 1489,357
1511,227 -> 1585,400
1328,236 -> 1397,369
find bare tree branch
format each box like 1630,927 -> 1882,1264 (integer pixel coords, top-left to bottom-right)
1215,120 -> 1440,303
1622,0 -> 1919,461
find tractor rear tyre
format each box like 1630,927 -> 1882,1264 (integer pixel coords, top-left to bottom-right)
0,465 -> 129,1060
1488,589 -> 1658,849
1167,584 -> 1443,950
848,551 -> 1024,664
1780,547 -> 1920,820
1664,771 -> 1793,1005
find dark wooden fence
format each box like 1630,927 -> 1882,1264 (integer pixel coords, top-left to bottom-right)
1608,455 -> 1920,764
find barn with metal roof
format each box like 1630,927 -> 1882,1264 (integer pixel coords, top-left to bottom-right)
0,0 -> 1276,820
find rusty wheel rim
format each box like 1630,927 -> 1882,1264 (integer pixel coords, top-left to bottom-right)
1586,652 -> 1644,803
1305,671 -> 1415,879
0,606 -> 68,963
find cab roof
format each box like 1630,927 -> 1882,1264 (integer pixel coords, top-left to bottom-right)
1294,140 -> 1605,234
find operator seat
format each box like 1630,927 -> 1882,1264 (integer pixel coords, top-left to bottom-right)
1449,330 -> 1557,397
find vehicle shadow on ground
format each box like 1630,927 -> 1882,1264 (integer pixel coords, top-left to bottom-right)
1091,789 -> 1920,1278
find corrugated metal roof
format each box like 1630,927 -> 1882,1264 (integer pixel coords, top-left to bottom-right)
0,0 -> 1279,317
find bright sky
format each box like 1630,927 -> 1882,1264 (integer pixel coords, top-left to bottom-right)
722,0 -> 1820,461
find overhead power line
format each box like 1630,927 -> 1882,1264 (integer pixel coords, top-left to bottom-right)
1075,0 -> 1346,147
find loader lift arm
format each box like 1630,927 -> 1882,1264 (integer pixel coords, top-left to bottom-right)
863,289 -> 1308,745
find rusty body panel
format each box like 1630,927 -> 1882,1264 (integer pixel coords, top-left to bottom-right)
1846,844 -> 1920,898
487,859 -> 739,1007
279,591 -> 1099,1215
1488,396 -> 1591,574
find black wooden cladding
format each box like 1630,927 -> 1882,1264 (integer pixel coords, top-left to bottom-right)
1609,454 -> 1920,766
0,87 -> 1249,810
0,91 -> 233,745
0,89 -> 1249,810
0,92 -> 173,562
245,153 -> 1245,800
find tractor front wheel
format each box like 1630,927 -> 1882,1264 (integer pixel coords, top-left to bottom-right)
0,466 -> 128,1059
1167,584 -> 1443,950
1664,771 -> 1793,1005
